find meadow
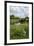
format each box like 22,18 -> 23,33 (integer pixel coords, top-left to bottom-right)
10,15 -> 29,39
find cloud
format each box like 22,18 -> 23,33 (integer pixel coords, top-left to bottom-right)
10,6 -> 29,18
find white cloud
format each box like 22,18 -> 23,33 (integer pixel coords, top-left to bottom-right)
10,6 -> 29,18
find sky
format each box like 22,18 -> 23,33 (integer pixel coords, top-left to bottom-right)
10,6 -> 29,18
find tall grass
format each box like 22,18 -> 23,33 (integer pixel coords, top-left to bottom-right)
10,23 -> 29,39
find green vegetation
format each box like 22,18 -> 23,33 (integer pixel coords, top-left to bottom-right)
10,15 -> 29,39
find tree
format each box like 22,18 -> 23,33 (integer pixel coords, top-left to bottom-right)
19,18 -> 25,23
10,15 -> 14,19
25,17 -> 29,22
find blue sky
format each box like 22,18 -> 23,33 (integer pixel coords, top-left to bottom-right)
10,6 -> 29,18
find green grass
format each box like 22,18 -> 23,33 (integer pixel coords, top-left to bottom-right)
10,22 -> 29,39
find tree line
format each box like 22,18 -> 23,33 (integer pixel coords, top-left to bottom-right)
10,15 -> 29,24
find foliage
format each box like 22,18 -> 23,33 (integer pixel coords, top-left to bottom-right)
19,18 -> 25,23
10,15 -> 20,19
10,22 -> 29,39
10,15 -> 29,39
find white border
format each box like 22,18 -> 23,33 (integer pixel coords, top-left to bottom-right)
7,3 -> 32,43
